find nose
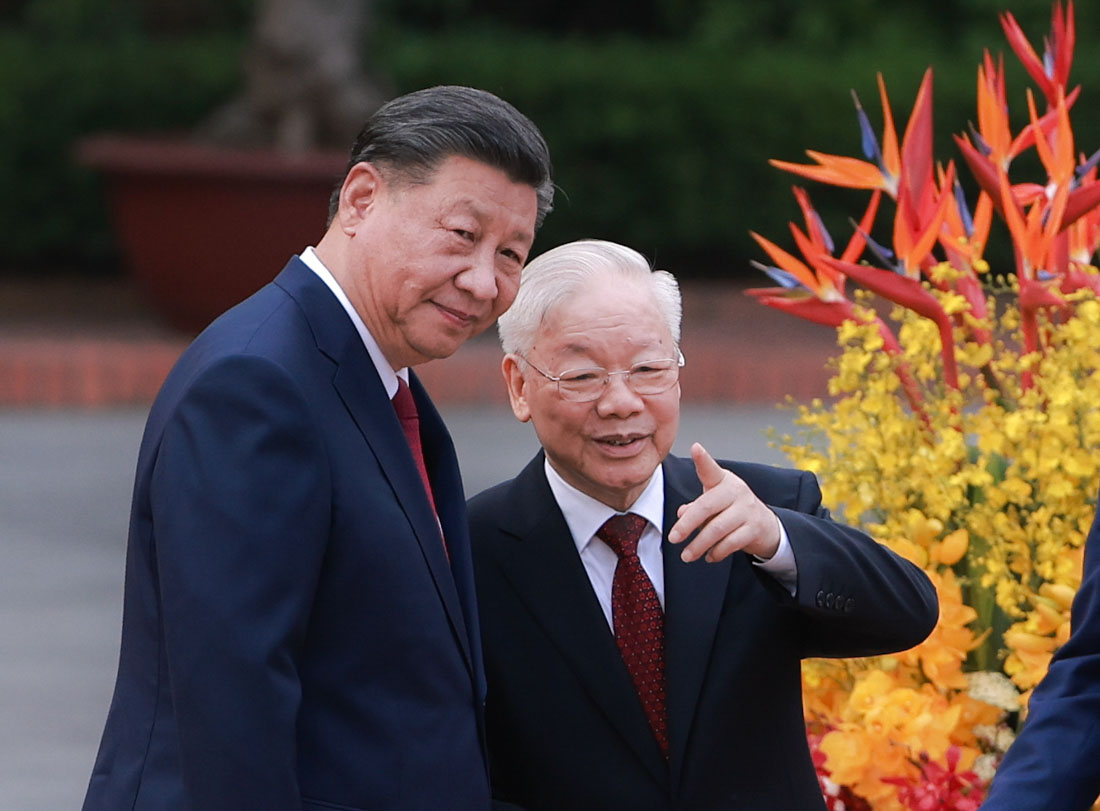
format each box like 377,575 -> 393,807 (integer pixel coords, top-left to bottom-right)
455,248 -> 499,301
594,372 -> 644,418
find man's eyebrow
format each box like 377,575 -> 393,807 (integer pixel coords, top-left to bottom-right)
554,342 -> 596,357
553,339 -> 666,356
451,199 -> 535,244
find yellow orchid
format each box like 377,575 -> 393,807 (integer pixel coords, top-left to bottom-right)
755,4 -> 1100,806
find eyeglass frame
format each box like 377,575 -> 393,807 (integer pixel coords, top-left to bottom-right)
518,351 -> 685,402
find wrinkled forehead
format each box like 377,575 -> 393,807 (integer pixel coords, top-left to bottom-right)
534,280 -> 675,362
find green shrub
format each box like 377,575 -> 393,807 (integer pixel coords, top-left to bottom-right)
5,3 -> 1100,280
374,14 -> 1100,278
0,28 -> 240,271
373,26 -> 971,276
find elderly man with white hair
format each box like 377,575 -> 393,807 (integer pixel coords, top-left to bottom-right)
468,238 -> 939,811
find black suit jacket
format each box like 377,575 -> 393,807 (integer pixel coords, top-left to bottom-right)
84,258 -> 490,810
469,452 -> 938,811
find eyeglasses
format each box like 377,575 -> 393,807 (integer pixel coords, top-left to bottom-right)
522,353 -> 684,402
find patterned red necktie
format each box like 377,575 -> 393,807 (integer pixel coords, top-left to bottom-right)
392,379 -> 442,536
597,513 -> 669,758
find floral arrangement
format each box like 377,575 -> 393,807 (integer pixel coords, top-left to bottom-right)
748,3 -> 1100,808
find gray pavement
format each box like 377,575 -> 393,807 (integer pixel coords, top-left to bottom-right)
0,404 -> 798,810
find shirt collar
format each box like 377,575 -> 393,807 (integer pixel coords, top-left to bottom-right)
543,457 -> 665,556
299,246 -> 408,398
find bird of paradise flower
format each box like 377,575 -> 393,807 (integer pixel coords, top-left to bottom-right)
749,0 -> 1100,400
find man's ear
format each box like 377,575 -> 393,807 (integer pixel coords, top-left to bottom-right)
335,161 -> 385,234
502,354 -> 532,423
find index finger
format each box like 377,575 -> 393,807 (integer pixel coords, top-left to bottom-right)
691,442 -> 725,491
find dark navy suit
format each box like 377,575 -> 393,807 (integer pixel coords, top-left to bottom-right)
982,488 -> 1100,810
469,452 -> 939,810
84,258 -> 490,810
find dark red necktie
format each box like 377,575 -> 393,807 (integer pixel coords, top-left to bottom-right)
392,378 -> 440,520
597,513 -> 669,757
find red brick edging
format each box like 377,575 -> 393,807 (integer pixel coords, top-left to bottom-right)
0,281 -> 837,408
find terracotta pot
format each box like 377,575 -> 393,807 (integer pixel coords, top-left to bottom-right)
77,134 -> 347,333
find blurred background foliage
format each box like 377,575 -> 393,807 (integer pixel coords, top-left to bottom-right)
2,0 -> 1098,278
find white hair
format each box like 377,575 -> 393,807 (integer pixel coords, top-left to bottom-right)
497,239 -> 682,356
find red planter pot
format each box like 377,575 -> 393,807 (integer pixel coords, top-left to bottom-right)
77,134 -> 347,333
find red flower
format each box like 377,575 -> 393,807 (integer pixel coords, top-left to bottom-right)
882,747 -> 988,810
807,729 -> 873,811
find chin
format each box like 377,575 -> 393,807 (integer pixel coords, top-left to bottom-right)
600,469 -> 656,495
411,338 -> 464,362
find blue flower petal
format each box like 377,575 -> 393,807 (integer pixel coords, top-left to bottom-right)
968,123 -> 993,157
854,225 -> 897,267
750,261 -> 805,290
954,179 -> 975,237
810,209 -> 837,255
1076,147 -> 1100,181
852,90 -> 884,167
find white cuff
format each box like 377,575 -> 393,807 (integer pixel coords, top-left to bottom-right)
752,513 -> 797,596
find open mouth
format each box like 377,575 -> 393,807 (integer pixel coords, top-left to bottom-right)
596,434 -> 647,450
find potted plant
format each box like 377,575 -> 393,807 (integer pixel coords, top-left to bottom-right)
77,0 -> 387,332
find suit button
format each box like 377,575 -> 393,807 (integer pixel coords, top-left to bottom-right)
825,592 -> 835,608
844,597 -> 856,613
816,590 -> 825,607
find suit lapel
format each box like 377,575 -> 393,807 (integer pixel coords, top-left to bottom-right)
495,455 -> 670,788
660,455 -> 734,786
273,259 -> 473,675
413,373 -> 483,688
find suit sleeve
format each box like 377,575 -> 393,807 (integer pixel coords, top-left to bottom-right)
981,500 -> 1100,811
150,355 -> 330,809
774,470 -> 939,658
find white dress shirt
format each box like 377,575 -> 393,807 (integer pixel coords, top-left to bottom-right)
299,246 -> 408,393
544,458 -> 798,631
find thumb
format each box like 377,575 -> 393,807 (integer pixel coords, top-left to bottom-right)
691,442 -> 725,491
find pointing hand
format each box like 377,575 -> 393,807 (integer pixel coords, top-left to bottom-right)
667,443 -> 781,563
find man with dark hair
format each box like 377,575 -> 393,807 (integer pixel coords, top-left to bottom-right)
327,84 -> 554,226
82,85 -> 553,811
471,239 -> 938,810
